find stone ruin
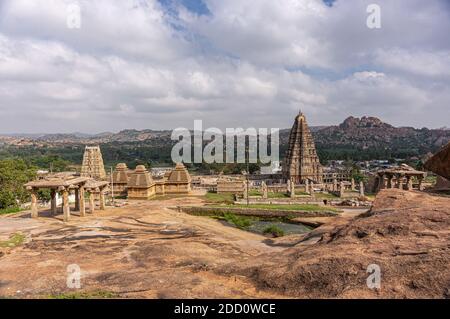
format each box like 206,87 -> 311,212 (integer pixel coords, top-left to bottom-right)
112,162 -> 193,200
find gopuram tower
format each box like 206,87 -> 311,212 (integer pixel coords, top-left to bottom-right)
81,146 -> 107,180
282,112 -> 323,184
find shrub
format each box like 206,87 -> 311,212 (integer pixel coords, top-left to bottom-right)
263,225 -> 285,237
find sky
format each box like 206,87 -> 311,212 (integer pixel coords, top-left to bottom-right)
0,0 -> 449,133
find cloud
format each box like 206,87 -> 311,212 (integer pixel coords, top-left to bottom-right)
0,0 -> 448,133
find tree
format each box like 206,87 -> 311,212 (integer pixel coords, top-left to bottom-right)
0,159 -> 37,209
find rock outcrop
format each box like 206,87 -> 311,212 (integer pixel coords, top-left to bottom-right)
245,189 -> 450,298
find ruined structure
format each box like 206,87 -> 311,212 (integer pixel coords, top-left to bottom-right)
127,165 -> 156,199
374,164 -> 426,192
81,146 -> 106,180
111,163 -> 193,199
163,163 -> 192,194
217,177 -> 245,195
112,163 -> 131,196
25,174 -> 108,222
283,112 -> 323,184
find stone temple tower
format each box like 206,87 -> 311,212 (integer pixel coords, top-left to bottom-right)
81,146 -> 106,180
282,112 -> 323,184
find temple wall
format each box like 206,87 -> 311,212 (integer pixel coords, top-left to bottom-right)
127,186 -> 156,199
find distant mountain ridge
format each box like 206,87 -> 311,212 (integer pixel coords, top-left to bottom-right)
1,116 -> 449,161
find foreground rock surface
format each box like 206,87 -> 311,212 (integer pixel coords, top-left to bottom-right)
0,190 -> 448,298
239,189 -> 450,298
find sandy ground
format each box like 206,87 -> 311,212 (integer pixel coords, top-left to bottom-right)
0,197 -> 289,298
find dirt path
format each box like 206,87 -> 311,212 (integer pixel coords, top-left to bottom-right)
0,197 -> 286,298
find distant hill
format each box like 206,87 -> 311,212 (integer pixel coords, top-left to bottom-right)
0,116 -> 449,163
310,116 -> 450,160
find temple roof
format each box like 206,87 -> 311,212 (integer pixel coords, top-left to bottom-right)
127,165 -> 154,188
166,163 -> 191,183
377,164 -> 425,176
112,163 -> 130,184
25,174 -> 90,189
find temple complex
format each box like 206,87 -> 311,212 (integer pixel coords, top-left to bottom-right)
81,146 -> 106,180
282,112 -> 323,184
112,162 -> 193,199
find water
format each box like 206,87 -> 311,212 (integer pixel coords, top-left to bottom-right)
248,220 -> 312,235
220,219 -> 312,236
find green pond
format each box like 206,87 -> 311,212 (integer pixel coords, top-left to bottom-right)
220,219 -> 312,236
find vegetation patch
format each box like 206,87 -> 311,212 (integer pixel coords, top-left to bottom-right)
218,203 -> 339,213
204,192 -> 235,205
0,207 -> 22,215
222,213 -> 252,229
262,225 -> 285,237
48,290 -> 118,299
0,233 -> 26,248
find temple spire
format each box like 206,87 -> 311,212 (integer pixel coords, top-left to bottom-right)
282,112 -> 323,184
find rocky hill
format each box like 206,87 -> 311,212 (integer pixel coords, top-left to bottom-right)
1,116 -> 449,162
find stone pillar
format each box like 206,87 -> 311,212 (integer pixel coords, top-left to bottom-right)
62,188 -> 70,222
89,191 -> 95,213
305,179 -> 310,194
287,179 -> 291,193
50,190 -> 57,215
339,181 -> 345,198
382,174 -> 388,189
333,178 -> 338,192
406,176 -> 413,191
398,175 -> 404,190
290,178 -> 295,198
74,188 -> 80,211
30,189 -> 38,218
351,178 -> 355,191
79,186 -> 86,217
418,176 -> 424,191
242,181 -> 248,199
262,182 -> 268,199
388,175 -> 395,189
359,181 -> 365,197
99,189 -> 105,210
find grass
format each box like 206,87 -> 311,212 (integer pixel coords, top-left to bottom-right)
314,193 -> 339,199
0,233 -> 26,248
148,194 -> 187,201
263,225 -> 285,237
217,203 -> 339,213
48,291 -> 118,299
249,190 -> 262,196
222,212 -> 252,229
0,207 -> 22,215
204,192 -> 235,204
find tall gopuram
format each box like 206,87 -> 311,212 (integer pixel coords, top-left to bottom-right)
282,112 -> 323,184
80,146 -> 107,180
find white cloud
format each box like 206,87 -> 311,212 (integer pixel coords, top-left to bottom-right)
0,0 -> 448,133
